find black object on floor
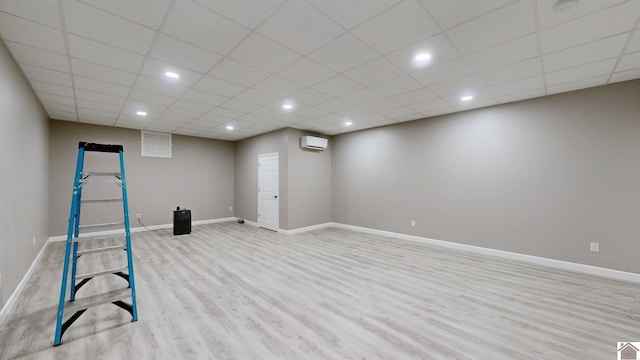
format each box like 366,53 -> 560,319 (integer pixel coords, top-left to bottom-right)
173,207 -> 191,235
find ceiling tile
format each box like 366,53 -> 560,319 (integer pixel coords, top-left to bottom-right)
194,0 -> 284,29
486,76 -> 544,98
252,75 -> 305,98
134,75 -> 189,98
420,0 -> 513,30
171,99 -> 215,114
149,34 -> 222,73
70,58 -> 136,87
610,68 -> 640,83
290,88 -> 333,106
390,87 -> 439,106
208,58 -> 270,87
257,0 -> 344,55
343,57 -> 403,86
228,32 -> 301,73
464,34 -> 539,72
76,98 -> 122,113
477,58 -> 542,87
545,58 -> 617,87
447,1 -> 535,55
369,75 -> 423,97
193,75 -> 247,98
20,64 -> 71,86
385,33 -> 459,72
205,106 -> 243,119
540,1 -> 640,54
41,101 -> 76,113
163,0 -> 250,55
122,99 -> 167,115
7,41 -> 68,73
407,98 -> 450,113
543,34 -> 628,73
48,110 -> 78,121
140,58 -> 203,87
163,106 -> 205,119
536,0 -> 627,29
129,89 -> 177,106
68,34 -> 144,73
307,0 -> 399,29
627,30 -> 640,54
78,107 -> 119,120
234,88 -> 281,106
37,93 -> 75,107
380,105 -> 419,119
352,0 -> 440,54
79,0 -> 172,29
411,58 -> 473,86
341,87 -> 386,104
547,75 -> 609,95
314,98 -> 353,113
429,75 -> 486,97
314,75 -> 364,97
62,0 -> 155,54
308,33 -> 380,73
616,51 -> 640,72
75,89 -> 125,106
0,0 -> 61,28
181,88 -> 229,106
73,76 -> 130,97
277,57 -> 337,86
0,12 -> 66,54
496,88 -> 545,104
31,81 -> 73,97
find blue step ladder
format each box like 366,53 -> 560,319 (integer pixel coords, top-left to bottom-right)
54,142 -> 138,346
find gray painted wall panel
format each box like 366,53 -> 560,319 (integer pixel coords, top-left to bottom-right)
0,41 -> 49,307
332,80 -> 640,273
48,121 -> 235,236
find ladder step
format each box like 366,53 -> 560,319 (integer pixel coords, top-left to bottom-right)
76,233 -> 124,241
64,287 -> 131,313
81,198 -> 123,203
77,245 -> 125,255
83,171 -> 121,177
79,221 -> 125,229
75,265 -> 128,280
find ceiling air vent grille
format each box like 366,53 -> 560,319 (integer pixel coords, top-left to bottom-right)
141,131 -> 172,158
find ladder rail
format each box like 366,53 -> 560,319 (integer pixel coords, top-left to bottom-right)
54,143 -> 138,346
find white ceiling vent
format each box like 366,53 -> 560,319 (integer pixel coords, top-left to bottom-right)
141,131 -> 172,158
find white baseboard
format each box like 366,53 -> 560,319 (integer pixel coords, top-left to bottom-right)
0,241 -> 50,326
279,222 -> 333,235
331,223 -> 640,283
47,217 -> 237,242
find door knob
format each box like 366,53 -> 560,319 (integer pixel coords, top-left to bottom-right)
274,195 -> 278,199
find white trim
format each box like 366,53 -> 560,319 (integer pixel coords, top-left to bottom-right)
331,223 -> 640,283
279,222 -> 333,235
0,241 -> 50,326
48,217 -> 238,242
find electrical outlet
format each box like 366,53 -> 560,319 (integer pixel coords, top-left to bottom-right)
229,206 -> 233,211
411,220 -> 416,227
33,236 -> 36,247
590,242 -> 600,253
136,213 -> 141,220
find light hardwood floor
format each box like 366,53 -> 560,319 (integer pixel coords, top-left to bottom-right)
1,222 -> 639,359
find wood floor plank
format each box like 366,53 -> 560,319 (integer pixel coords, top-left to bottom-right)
1,221 -> 639,359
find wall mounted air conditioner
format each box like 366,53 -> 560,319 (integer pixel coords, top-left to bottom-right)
300,136 -> 328,150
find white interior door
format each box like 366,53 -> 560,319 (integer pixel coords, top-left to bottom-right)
258,152 -> 279,231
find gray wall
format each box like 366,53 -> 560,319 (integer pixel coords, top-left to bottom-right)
234,128 -> 332,230
49,120 -> 235,236
332,80 -> 640,273
0,40 -> 50,308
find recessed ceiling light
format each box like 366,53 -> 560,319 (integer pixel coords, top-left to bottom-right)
136,111 -> 147,116
165,71 -> 180,79
461,95 -> 474,101
414,52 -> 432,61
282,103 -> 293,110
345,121 -> 353,126
226,125 -> 234,130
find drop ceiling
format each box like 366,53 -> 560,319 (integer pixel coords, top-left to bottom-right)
1,0 -> 639,141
